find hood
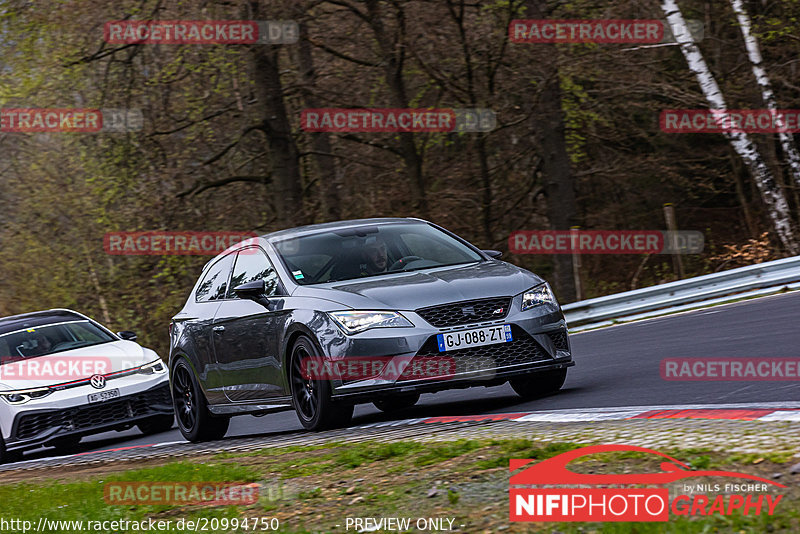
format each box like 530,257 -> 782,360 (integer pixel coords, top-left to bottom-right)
297,261 -> 543,310
0,340 -> 156,390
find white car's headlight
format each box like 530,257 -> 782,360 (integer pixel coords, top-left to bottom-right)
521,283 -> 557,311
329,311 -> 413,334
0,387 -> 52,405
137,359 -> 166,375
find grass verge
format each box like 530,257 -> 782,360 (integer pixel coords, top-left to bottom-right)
0,439 -> 798,533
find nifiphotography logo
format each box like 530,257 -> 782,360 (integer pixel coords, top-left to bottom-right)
509,444 -> 784,522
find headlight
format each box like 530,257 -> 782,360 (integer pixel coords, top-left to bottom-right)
0,387 -> 52,405
138,359 -> 166,375
521,283 -> 556,311
329,311 -> 413,334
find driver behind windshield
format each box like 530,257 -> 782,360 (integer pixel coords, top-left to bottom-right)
29,332 -> 53,356
361,236 -> 389,275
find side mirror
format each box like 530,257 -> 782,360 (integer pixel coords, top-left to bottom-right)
233,279 -> 266,299
117,330 -> 138,342
482,249 -> 503,260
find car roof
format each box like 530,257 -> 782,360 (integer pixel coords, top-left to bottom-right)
262,217 -> 428,242
0,309 -> 89,336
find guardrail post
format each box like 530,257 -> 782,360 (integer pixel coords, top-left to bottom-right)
570,226 -> 583,301
663,203 -> 685,279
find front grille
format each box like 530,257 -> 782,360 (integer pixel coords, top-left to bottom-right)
416,297 -> 511,328
14,383 -> 171,440
404,326 -> 549,377
547,329 -> 569,351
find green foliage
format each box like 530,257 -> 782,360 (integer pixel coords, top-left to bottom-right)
0,0 -> 792,344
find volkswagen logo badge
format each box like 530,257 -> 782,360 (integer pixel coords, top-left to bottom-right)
90,374 -> 106,389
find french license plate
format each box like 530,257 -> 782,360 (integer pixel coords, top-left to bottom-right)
88,388 -> 120,404
437,324 -> 512,352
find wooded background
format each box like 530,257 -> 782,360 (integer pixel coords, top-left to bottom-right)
0,0 -> 798,355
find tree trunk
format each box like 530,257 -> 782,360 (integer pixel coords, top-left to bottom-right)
661,0 -> 798,254
248,0 -> 306,227
730,0 -> 800,190
296,18 -> 341,221
363,0 -> 428,217
525,0 -> 579,302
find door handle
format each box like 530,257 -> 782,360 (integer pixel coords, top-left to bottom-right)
212,325 -> 225,333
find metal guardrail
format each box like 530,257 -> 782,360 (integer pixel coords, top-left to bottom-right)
562,255 -> 800,327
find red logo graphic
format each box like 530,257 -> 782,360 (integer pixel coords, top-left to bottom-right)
510,444 -> 784,522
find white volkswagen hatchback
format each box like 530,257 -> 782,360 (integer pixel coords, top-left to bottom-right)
0,309 -> 173,463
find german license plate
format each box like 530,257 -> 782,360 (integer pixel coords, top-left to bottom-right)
88,388 -> 120,404
437,324 -> 512,352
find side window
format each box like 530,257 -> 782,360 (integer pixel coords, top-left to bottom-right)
228,247 -> 280,298
195,253 -> 235,302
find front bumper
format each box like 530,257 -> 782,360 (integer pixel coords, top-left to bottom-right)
326,299 -> 573,401
4,381 -> 173,452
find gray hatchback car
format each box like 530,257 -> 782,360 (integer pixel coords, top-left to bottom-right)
169,218 -> 573,441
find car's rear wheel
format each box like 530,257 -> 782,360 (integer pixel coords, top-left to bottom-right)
509,368 -> 568,399
290,336 -> 353,431
373,393 -> 420,413
137,414 -> 175,436
172,359 -> 229,442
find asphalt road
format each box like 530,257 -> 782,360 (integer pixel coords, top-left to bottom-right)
15,291 -> 800,462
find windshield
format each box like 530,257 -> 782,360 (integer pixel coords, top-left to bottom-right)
273,223 -> 483,285
0,320 -> 116,362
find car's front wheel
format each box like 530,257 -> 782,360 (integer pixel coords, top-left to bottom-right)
172,359 -> 229,442
509,368 -> 568,399
373,393 -> 420,413
290,336 -> 353,431
137,414 -> 175,436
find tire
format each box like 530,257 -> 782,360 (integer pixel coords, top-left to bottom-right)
373,393 -> 420,413
172,358 -> 230,442
137,414 -> 175,436
289,336 -> 354,431
509,368 -> 568,400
